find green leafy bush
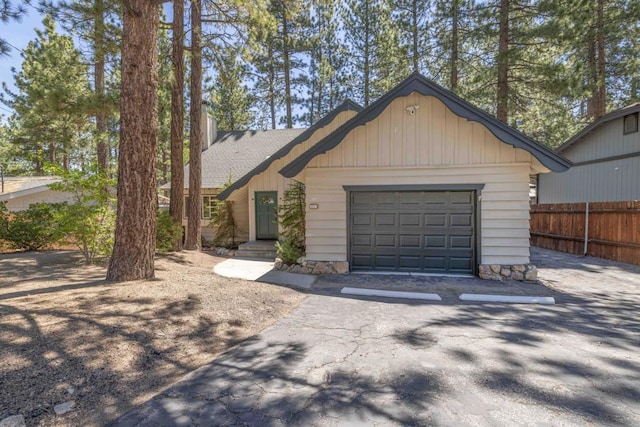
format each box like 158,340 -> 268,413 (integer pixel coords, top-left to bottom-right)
48,164 -> 116,263
156,209 -> 183,253
0,202 -> 65,251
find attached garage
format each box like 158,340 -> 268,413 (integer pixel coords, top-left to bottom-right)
279,73 -> 571,280
348,187 -> 479,274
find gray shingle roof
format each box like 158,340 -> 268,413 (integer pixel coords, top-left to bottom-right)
163,128 -> 306,189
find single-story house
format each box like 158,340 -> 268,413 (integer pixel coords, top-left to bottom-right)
0,176 -> 72,211
537,103 -> 640,203
208,73 -> 571,280
161,112 -> 310,243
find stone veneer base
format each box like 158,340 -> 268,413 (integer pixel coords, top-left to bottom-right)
275,259 -> 538,281
274,259 -> 349,275
478,264 -> 537,281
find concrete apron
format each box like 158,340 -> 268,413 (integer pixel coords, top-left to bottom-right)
215,258 -> 556,304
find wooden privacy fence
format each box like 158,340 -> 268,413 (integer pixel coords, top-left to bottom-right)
530,201 -> 640,266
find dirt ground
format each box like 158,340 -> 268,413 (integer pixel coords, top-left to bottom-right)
0,250 -> 306,426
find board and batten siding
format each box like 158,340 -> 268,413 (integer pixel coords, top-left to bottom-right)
538,155 -> 640,203
229,110 -> 358,241
561,117 -> 640,163
538,116 -> 640,203
298,93 -> 545,266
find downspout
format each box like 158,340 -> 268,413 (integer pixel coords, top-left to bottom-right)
583,201 -> 589,256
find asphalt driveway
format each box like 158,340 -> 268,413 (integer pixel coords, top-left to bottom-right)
116,248 -> 640,426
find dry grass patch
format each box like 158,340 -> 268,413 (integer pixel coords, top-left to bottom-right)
0,250 -> 305,426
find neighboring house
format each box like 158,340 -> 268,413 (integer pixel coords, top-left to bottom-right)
215,73 -> 570,279
538,103 -> 640,203
0,176 -> 72,211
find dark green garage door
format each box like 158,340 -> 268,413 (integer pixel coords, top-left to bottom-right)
349,190 -> 476,274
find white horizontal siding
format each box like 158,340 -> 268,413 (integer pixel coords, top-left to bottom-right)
305,165 -> 532,266
5,190 -> 74,212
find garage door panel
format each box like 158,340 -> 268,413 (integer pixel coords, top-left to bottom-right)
399,235 -> 421,248
399,213 -> 421,226
399,256 -> 421,269
352,213 -> 372,226
351,234 -> 372,247
424,235 -> 446,248
450,214 -> 472,226
374,255 -> 397,269
375,234 -> 396,247
425,214 -> 447,226
375,213 -> 396,226
350,190 -> 476,274
450,235 -> 473,248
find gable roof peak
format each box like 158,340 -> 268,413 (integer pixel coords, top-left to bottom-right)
280,73 -> 571,177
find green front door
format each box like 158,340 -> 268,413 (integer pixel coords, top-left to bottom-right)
255,191 -> 278,240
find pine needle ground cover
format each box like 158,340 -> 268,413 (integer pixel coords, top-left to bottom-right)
0,250 -> 305,426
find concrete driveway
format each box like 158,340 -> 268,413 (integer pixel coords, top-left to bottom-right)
116,248 -> 640,426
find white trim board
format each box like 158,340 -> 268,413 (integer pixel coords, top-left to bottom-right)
459,294 -> 555,304
341,287 -> 442,301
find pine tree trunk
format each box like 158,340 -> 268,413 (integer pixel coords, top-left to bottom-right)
412,0 -> 419,73
363,1 -> 370,107
496,0 -> 509,123
268,43 -> 276,129
185,0 -> 202,251
106,0 -> 159,282
283,6 -> 293,129
595,0 -> 606,118
586,39 -> 598,120
170,0 -> 185,251
451,0 -> 458,91
95,0 -> 108,172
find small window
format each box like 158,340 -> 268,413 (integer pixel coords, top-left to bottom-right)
202,195 -> 217,219
184,196 -> 189,218
623,113 -> 638,135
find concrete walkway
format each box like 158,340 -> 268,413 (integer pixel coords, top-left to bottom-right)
115,248 -> 640,426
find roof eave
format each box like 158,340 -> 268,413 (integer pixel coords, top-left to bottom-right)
556,103 -> 640,153
217,100 -> 363,200
280,73 -> 571,178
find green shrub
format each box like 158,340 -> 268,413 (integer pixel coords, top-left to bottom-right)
275,239 -> 304,265
156,209 -> 183,253
48,164 -> 116,263
0,202 -> 65,251
208,178 -> 240,249
276,181 -> 306,263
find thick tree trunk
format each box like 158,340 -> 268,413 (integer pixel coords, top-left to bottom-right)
496,0 -> 509,123
107,0 -> 159,282
451,0 -> 458,91
170,0 -> 185,251
185,0 -> 202,250
95,0 -> 109,172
